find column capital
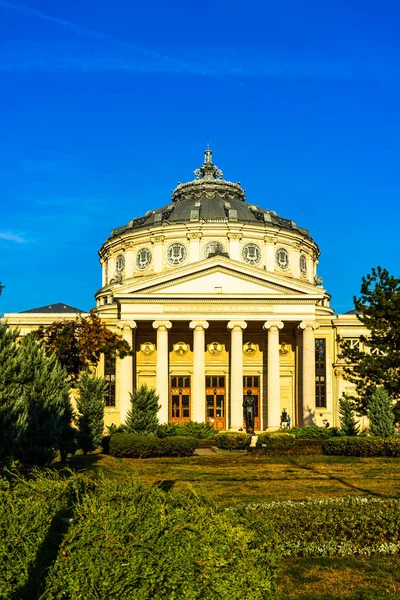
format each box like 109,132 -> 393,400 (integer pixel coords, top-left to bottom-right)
227,231 -> 243,241
150,235 -> 165,245
227,320 -> 247,331
189,320 -> 209,330
299,320 -> 319,331
263,320 -> 284,331
152,320 -> 172,330
186,231 -> 203,241
117,320 -> 137,331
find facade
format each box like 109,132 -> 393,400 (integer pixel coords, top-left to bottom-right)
4,150 -> 366,430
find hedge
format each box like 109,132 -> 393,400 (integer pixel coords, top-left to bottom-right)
323,437 -> 400,457
0,472 -> 279,600
109,433 -> 198,458
157,421 -> 216,439
215,432 -> 252,450
289,425 -> 344,439
254,434 -> 323,455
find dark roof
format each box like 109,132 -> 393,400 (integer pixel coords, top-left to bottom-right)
107,151 -> 311,242
344,308 -> 362,315
21,303 -> 84,314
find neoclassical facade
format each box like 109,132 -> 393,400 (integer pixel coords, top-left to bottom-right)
4,150 -> 366,430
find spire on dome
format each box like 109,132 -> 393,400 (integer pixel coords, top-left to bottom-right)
194,147 -> 223,181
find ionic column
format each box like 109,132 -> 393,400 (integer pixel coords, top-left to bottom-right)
189,320 -> 209,422
263,320 -> 284,429
227,321 -> 247,429
299,321 -> 319,424
152,320 -> 172,423
117,321 -> 137,424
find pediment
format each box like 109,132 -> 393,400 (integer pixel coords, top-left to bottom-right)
115,258 -> 323,298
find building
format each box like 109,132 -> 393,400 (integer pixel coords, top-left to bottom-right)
4,149 -> 366,430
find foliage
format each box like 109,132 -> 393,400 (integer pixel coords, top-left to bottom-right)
322,436 -> 400,457
254,433 -> 324,455
76,371 -> 107,454
124,385 -> 160,436
244,497 -> 400,557
15,334 -> 76,466
0,282 -> 3,295
215,431 -> 252,450
289,425 -> 344,439
256,432 -> 296,450
338,394 -> 360,436
109,433 -> 198,458
367,388 -> 396,437
157,420 -> 216,439
36,310 -> 132,381
338,267 -> 400,414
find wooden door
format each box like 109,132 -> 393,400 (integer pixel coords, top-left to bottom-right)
170,375 -> 191,423
205,375 -> 226,430
243,375 -> 260,431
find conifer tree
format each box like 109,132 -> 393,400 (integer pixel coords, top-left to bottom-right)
124,385 -> 160,436
16,334 -> 76,466
0,324 -> 26,465
367,387 -> 395,437
76,371 -> 107,454
338,394 -> 359,436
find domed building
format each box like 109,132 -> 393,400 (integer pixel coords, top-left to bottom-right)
5,149 -> 366,430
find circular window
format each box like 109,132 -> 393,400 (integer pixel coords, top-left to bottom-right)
276,248 -> 289,270
299,254 -> 307,276
136,247 -> 152,270
115,254 -> 125,272
167,243 -> 187,265
242,243 -> 261,265
203,241 -> 226,259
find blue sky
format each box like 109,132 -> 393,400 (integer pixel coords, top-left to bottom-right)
1,0 -> 399,315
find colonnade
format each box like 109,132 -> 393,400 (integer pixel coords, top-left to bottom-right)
117,319 -> 319,430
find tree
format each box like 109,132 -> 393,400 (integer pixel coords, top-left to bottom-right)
338,394 -> 359,436
367,387 -> 395,437
16,334 -> 76,466
0,282 -> 3,295
76,371 -> 107,454
339,267 -> 400,414
124,385 -> 160,436
37,310 -> 132,381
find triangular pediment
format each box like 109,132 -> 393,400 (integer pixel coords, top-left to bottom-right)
114,257 -> 324,299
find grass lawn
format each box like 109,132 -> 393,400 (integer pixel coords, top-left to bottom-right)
59,451 -> 400,600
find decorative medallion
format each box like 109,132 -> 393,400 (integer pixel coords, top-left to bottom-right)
243,341 -> 257,356
299,254 -> 307,276
203,241 -> 226,259
173,341 -> 189,356
279,342 -> 291,355
208,341 -> 223,356
116,254 -> 125,272
167,243 -> 187,265
276,248 -> 289,270
140,341 -> 155,355
242,243 -> 261,265
136,247 -> 152,270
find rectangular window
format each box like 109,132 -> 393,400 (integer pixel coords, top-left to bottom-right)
104,356 -> 116,407
315,339 -> 326,408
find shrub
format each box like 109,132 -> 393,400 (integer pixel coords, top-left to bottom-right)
290,425 -> 344,439
109,433 -> 197,458
254,434 -> 323,455
215,431 -> 251,450
157,421 -> 215,439
339,394 -> 360,436
124,385 -> 160,436
323,437 -> 388,457
76,371 -> 107,454
256,433 -> 296,451
368,388 -> 396,437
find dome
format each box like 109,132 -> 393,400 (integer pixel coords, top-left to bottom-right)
109,149 -> 310,240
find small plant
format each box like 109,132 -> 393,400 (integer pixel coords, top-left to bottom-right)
124,385 -> 160,436
338,394 -> 360,436
367,388 -> 395,437
76,371 -> 108,454
215,431 -> 251,450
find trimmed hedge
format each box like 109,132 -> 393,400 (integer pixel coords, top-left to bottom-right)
289,425 -> 344,439
254,434 -> 323,455
323,436 -> 400,457
109,433 -> 198,458
157,421 -> 216,439
215,431 -> 252,450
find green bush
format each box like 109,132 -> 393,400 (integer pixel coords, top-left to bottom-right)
157,421 -> 216,439
254,434 -> 323,455
256,432 -> 295,450
109,433 -> 197,458
290,425 -> 344,439
215,431 -> 251,450
323,436 -> 400,457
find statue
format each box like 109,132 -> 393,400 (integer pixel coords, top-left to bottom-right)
243,389 -> 255,434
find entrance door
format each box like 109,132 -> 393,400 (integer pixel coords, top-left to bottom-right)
243,375 -> 260,431
170,375 -> 191,423
205,375 -> 226,430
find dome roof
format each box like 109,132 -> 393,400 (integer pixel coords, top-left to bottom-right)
110,150 -> 310,240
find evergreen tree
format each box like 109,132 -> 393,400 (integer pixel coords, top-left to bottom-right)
338,394 -> 359,436
339,267 -> 400,415
16,334 -> 76,466
124,385 -> 160,436
367,387 -> 395,437
76,371 -> 107,454
0,324 -> 26,465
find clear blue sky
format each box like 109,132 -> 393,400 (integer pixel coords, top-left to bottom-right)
1,0 -> 399,315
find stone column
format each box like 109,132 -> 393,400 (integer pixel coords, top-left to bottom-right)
264,235 -> 276,272
151,235 -> 165,273
187,232 -> 202,263
117,321 -> 137,423
227,232 -> 242,261
189,320 -> 209,422
227,321 -> 247,429
299,321 -> 319,424
263,320 -> 284,429
152,320 -> 172,423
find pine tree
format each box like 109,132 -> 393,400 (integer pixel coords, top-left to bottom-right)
0,324 -> 26,465
367,387 -> 395,437
124,385 -> 160,436
76,371 -> 107,454
338,394 -> 359,436
16,334 -> 76,466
